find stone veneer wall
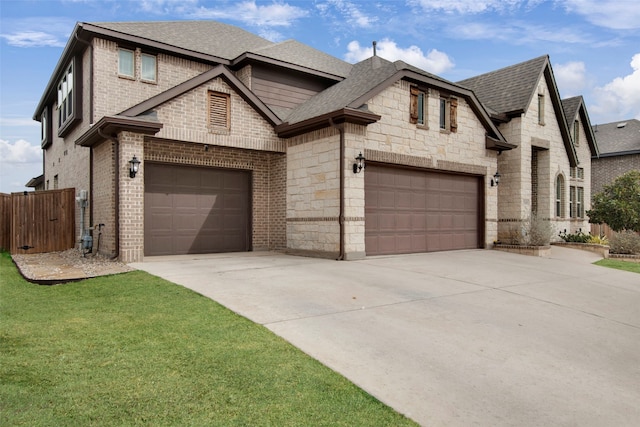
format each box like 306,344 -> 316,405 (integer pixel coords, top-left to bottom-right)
363,79 -> 499,248
286,127 -> 341,258
496,78 -> 581,241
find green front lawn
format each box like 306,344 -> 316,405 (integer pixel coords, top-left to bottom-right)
0,252 -> 416,426
594,258 -> 640,274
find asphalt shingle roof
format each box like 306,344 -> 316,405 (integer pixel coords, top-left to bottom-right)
284,56 -> 456,124
561,96 -> 582,123
592,119 -> 640,155
284,56 -> 399,124
457,55 -> 549,115
89,21 -> 352,78
251,40 -> 352,78
91,21 -> 273,60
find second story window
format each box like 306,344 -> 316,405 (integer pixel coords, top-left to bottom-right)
410,87 -> 427,126
57,62 -> 73,125
538,93 -> 545,125
41,107 -> 51,148
141,53 -> 157,82
439,96 -> 457,132
118,48 -> 135,78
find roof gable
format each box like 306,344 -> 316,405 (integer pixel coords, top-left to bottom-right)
459,55 -> 579,166
120,65 -> 281,126
279,56 -> 513,150
562,96 -> 599,157
458,56 -> 548,116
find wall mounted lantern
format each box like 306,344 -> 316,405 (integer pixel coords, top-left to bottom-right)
491,171 -> 501,187
353,152 -> 365,174
129,155 -> 141,178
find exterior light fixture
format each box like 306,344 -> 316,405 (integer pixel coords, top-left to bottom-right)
491,171 -> 501,187
129,155 -> 141,178
353,152 -> 365,174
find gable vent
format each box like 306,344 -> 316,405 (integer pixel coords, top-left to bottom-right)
208,91 -> 230,129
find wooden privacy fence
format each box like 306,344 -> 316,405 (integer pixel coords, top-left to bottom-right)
0,194 -> 10,251
2,189 -> 76,254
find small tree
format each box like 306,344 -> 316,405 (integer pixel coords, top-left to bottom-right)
587,170 -> 640,232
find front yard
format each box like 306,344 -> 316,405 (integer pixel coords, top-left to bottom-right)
0,252 -> 416,426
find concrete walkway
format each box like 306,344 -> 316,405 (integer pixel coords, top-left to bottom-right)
130,247 -> 640,426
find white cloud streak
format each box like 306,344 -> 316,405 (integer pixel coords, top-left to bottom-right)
409,0 -> 536,14
0,31 -> 66,48
561,0 -> 640,30
345,39 -> 454,74
188,1 -> 308,27
323,0 -> 377,28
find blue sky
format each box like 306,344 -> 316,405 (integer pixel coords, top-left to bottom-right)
1,0 -> 639,194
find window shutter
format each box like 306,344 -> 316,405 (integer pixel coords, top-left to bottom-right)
410,86 -> 419,124
208,91 -> 230,129
450,98 -> 458,132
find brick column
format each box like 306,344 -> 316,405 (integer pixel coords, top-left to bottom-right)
118,131 -> 145,263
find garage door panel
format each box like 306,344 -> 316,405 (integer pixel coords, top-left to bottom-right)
366,165 -> 482,256
145,164 -> 250,256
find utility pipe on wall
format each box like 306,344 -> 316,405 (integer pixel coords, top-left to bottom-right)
329,118 -> 346,260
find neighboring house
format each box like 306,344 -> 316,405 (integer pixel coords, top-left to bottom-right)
458,56 -> 598,241
33,21 -> 593,262
25,175 -> 45,191
591,119 -> 640,195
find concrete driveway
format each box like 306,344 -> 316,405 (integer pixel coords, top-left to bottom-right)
130,247 -> 640,426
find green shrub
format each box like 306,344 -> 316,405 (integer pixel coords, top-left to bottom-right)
609,230 -> 640,254
558,229 -> 591,243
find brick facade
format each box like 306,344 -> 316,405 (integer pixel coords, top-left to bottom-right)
592,154 -> 640,195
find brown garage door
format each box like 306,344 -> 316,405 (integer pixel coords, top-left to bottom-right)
365,165 -> 483,255
145,164 -> 250,256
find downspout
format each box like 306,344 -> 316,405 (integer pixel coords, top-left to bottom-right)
98,129 -> 120,260
329,118 -> 346,260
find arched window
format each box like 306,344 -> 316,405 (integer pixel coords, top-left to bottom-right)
555,174 -> 565,217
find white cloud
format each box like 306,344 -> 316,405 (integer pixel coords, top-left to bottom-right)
591,53 -> 640,122
554,61 -> 587,97
0,31 -> 66,48
0,139 -> 41,164
410,0 -> 530,14
323,0 -> 377,28
561,0 -> 640,30
345,39 -> 454,74
189,1 -> 308,27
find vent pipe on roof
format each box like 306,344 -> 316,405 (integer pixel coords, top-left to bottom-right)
373,41 -> 377,56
